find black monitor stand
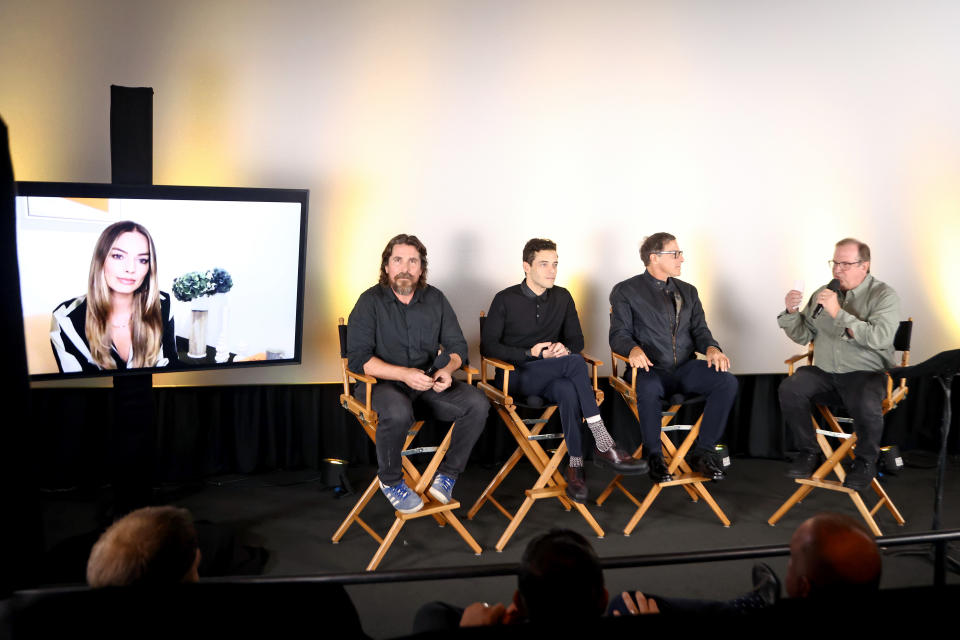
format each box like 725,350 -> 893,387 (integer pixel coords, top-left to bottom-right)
110,85 -> 157,517
888,349 -> 960,586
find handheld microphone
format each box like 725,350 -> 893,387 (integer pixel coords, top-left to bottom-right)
424,345 -> 448,377
812,279 -> 842,319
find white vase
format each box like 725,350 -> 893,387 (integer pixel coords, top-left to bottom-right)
188,309 -> 209,358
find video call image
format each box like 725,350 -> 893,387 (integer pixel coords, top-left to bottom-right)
16,191 -> 305,378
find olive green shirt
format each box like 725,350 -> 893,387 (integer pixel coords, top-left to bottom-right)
777,274 -> 900,373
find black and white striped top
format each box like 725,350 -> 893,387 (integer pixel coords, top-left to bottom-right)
49,292 -> 178,373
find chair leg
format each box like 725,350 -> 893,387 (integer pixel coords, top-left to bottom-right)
571,501 -> 605,538
441,511 -> 483,555
690,480 -> 731,527
495,494 -> 537,552
367,514 -> 407,571
468,446 -> 525,520
848,492 -> 883,537
494,437 -> 604,551
660,425 -> 701,502
624,485 -> 663,536
332,476 -> 382,543
768,483 -> 816,526
870,478 -> 906,525
596,475 -> 641,507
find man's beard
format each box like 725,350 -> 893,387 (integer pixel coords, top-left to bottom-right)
390,273 -> 416,295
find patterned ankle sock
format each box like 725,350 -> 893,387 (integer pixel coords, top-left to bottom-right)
587,417 -> 615,452
569,456 -> 583,467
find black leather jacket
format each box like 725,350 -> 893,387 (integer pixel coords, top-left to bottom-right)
609,271 -> 721,371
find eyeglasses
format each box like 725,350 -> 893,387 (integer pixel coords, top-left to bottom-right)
828,260 -> 863,271
655,250 -> 683,259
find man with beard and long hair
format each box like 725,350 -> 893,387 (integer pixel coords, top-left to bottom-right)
346,234 -> 488,513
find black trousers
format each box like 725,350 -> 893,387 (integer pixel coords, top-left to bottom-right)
511,354 -> 601,459
634,359 -> 738,455
778,366 -> 885,462
357,380 -> 489,486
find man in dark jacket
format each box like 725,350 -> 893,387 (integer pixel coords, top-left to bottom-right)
609,232 -> 737,482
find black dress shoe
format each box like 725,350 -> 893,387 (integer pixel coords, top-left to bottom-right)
751,562 -> 781,606
786,451 -> 820,478
565,466 -> 588,503
646,453 -> 673,483
843,457 -> 876,491
594,446 -> 649,475
727,562 -> 781,612
691,450 -> 726,481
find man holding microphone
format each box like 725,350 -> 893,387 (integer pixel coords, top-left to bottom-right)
777,238 -> 900,490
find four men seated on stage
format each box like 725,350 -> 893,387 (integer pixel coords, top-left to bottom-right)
347,234 -> 489,514
777,238 -> 900,490
609,232 -> 738,483
481,238 -> 647,503
345,232 -> 897,512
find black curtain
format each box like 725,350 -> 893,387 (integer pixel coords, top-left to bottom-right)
29,374 -> 958,491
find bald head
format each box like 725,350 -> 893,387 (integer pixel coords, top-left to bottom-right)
87,506 -> 200,588
785,513 -> 881,599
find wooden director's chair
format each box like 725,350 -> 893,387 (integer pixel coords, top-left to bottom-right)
467,313 -> 606,552
768,319 -> 912,536
596,349 -> 731,535
332,318 -> 482,570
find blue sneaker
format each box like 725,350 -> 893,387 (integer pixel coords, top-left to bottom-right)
428,473 -> 456,504
379,480 -> 423,514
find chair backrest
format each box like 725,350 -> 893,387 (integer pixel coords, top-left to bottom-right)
337,318 -> 348,358
893,319 -> 912,354
337,318 -> 351,393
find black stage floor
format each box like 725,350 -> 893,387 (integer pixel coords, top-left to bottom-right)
39,453 -> 960,638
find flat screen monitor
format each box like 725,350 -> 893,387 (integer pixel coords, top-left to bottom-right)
15,182 -> 309,381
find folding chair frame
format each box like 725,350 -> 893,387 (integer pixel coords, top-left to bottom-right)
767,319 -> 912,536
468,344 -> 606,552
596,351 -> 731,534
332,318 -> 482,570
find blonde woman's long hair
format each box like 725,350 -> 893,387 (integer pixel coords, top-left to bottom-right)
85,221 -> 163,369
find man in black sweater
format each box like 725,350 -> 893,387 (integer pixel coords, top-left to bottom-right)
481,238 -> 647,502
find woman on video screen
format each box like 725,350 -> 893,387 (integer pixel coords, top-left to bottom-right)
50,220 -> 178,373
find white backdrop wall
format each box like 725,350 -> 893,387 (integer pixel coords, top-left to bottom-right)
2,0 -> 958,386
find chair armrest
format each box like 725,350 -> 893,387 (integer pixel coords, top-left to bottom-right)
479,356 -> 515,398
580,352 -> 603,367
580,352 -> 603,394
482,357 -> 515,371
784,350 -> 814,375
461,365 -> 479,385
609,350 -> 638,395
346,369 -> 377,385
345,368 -> 377,413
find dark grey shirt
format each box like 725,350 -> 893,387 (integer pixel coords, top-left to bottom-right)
346,283 -> 469,375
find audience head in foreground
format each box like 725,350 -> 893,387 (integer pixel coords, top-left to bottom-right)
516,528 -> 608,623
87,505 -> 200,587
785,512 -> 881,599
